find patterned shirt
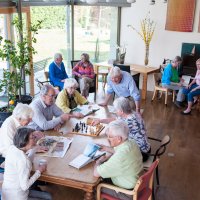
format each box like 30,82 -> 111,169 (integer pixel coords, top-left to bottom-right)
72,61 -> 95,79
119,112 -> 150,153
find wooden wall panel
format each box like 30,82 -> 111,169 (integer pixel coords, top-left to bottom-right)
165,0 -> 196,32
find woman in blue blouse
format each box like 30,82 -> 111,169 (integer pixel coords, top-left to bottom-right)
49,53 -> 68,90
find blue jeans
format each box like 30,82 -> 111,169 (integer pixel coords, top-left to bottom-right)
182,84 -> 200,102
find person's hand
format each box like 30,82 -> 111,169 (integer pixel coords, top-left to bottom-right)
96,155 -> 107,165
91,119 -> 101,126
61,113 -> 70,122
54,123 -> 62,131
36,146 -> 49,153
33,131 -> 44,142
98,102 -> 107,107
97,144 -> 114,153
61,79 -> 66,82
37,165 -> 46,173
77,74 -> 82,78
73,112 -> 84,118
191,88 -> 197,92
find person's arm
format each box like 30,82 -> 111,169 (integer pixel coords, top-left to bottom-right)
98,94 -> 112,106
162,66 -> 172,85
72,63 -> 81,77
18,159 -> 41,191
75,90 -> 88,105
87,64 -> 95,79
91,118 -> 115,125
128,77 -> 141,112
32,106 -> 62,131
49,63 -> 61,83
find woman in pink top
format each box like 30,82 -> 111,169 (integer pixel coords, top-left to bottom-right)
182,58 -> 200,115
72,53 -> 95,98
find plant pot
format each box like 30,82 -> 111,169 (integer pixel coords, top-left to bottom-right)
15,95 -> 33,105
0,107 -> 12,127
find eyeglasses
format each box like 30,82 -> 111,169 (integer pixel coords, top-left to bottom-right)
45,94 -> 56,98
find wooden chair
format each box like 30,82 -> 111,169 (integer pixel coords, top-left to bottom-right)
96,159 -> 159,200
143,135 -> 171,186
71,60 -> 97,99
151,73 -> 176,105
98,68 -> 109,89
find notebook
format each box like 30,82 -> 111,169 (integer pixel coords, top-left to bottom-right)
182,75 -> 191,87
72,105 -> 100,117
69,143 -> 106,169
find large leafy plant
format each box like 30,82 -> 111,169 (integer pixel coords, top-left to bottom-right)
0,17 -> 42,111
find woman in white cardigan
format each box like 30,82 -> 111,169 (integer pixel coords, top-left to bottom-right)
2,127 -> 52,200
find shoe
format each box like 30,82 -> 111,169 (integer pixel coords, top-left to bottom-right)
181,110 -> 191,115
174,101 -> 184,108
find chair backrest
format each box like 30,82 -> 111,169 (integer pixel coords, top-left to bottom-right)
134,159 -> 159,200
71,60 -> 81,69
113,64 -> 131,73
153,73 -> 162,86
44,71 -> 49,81
154,135 -> 171,159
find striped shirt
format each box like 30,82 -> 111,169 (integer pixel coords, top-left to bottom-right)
72,61 -> 95,79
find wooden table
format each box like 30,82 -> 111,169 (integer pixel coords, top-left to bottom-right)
94,62 -> 160,100
33,107 -> 112,200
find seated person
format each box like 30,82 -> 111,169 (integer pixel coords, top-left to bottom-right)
0,103 -> 35,159
93,120 -> 143,200
99,66 -> 141,113
72,53 -> 95,98
182,58 -> 200,115
2,127 -> 52,200
56,78 -> 88,118
92,97 -> 150,161
49,53 -> 68,90
28,85 -> 70,131
161,56 -> 185,107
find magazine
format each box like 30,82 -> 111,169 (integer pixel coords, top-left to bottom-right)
72,105 -> 100,117
69,143 -> 106,169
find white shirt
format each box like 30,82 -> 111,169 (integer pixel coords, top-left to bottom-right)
0,116 -> 21,157
2,145 -> 41,200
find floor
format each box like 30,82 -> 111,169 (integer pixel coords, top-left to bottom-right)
25,86 -> 200,199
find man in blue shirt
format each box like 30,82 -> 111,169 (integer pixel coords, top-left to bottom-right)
49,53 -> 68,90
99,67 -> 141,113
161,56 -> 185,107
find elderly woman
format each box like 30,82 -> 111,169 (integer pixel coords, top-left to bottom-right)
0,103 -> 34,159
56,78 -> 88,118
182,58 -> 200,115
72,53 -> 95,98
2,127 -> 52,200
92,97 -> 150,161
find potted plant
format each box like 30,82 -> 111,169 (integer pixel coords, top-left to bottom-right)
0,16 -> 42,124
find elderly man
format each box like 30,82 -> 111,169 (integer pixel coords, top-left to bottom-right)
94,120 -> 143,200
99,67 -> 141,112
49,53 -> 68,90
28,85 -> 70,131
162,56 -> 185,107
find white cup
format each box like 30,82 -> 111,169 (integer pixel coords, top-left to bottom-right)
38,159 -> 47,167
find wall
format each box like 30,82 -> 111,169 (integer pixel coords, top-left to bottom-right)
121,0 -> 200,91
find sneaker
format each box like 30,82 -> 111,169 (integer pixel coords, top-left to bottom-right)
174,101 -> 184,108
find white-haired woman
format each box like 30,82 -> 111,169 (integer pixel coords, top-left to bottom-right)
56,78 -> 88,118
0,103 -> 35,159
92,97 -> 150,161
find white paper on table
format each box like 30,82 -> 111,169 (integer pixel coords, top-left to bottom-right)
182,75 -> 191,87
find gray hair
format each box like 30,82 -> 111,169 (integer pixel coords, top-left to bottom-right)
13,127 -> 35,149
13,103 -> 34,120
54,53 -> 62,60
113,97 -> 132,114
40,84 -> 54,96
64,78 -> 79,89
109,66 -> 122,77
107,120 -> 129,140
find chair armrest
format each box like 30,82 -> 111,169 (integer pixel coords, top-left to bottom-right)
148,136 -> 161,142
96,183 -> 134,200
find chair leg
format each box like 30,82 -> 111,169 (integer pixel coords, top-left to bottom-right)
156,166 -> 160,186
151,89 -> 157,101
165,90 -> 168,105
172,90 -> 175,102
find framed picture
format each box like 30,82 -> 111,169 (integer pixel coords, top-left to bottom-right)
165,0 -> 196,32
